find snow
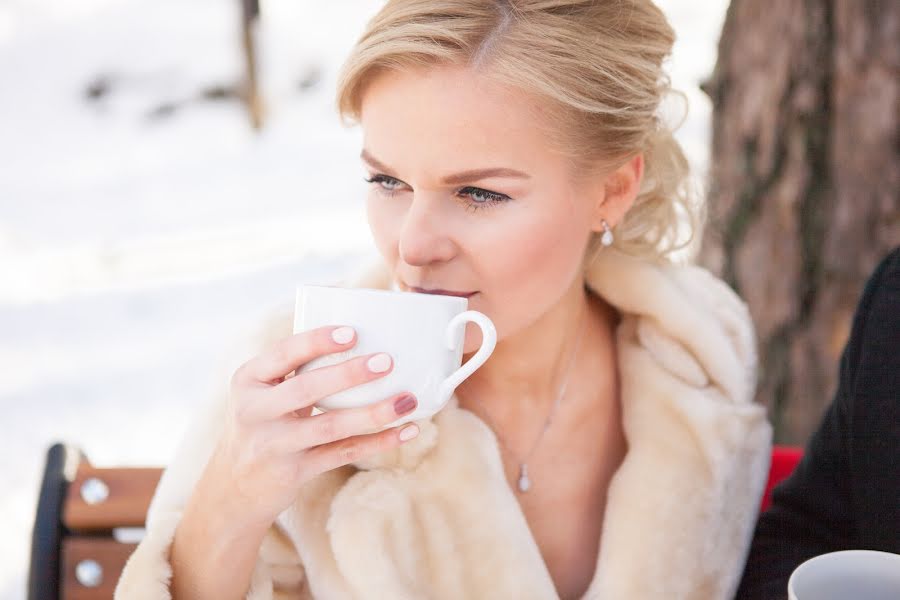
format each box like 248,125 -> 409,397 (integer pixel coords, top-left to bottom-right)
0,1 -> 728,597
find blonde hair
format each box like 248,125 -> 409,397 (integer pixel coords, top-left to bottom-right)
336,0 -> 704,263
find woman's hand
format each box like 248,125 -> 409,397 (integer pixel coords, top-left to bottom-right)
203,325 -> 419,529
170,325 -> 418,599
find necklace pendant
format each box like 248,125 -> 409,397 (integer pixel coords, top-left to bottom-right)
517,464 -> 531,493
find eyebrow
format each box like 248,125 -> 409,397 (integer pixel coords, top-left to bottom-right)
360,149 -> 531,184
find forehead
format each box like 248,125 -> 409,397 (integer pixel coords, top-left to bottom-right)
358,65 -> 557,172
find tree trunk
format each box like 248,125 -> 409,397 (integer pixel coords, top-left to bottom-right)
700,0 -> 899,444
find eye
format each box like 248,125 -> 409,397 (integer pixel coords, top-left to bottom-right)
364,174 -> 407,195
456,186 -> 511,212
364,173 -> 512,212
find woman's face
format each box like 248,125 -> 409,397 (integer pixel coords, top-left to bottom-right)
359,65 -> 602,353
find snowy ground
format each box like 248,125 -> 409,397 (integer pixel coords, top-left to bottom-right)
0,1 -> 728,597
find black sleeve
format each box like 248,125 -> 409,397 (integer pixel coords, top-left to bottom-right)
734,246 -> 900,600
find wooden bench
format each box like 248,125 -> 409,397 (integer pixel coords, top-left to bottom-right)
28,443 -> 162,600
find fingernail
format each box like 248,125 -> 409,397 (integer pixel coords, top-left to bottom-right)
332,327 -> 355,344
393,394 -> 417,416
399,424 -> 419,442
367,353 -> 392,373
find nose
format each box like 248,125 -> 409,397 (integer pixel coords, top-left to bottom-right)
398,195 -> 456,266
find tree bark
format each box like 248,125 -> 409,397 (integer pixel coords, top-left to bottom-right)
701,0 -> 899,443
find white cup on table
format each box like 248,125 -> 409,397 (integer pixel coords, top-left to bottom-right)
788,550 -> 900,600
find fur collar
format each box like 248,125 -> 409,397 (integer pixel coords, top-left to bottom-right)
270,250 -> 772,599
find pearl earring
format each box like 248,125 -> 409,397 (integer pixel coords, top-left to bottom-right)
600,219 -> 614,247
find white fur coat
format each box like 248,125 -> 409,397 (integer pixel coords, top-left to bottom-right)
115,250 -> 772,599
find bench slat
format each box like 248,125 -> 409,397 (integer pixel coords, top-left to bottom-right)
61,537 -> 138,600
63,465 -> 162,531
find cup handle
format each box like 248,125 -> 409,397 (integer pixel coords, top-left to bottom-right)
437,310 -> 497,407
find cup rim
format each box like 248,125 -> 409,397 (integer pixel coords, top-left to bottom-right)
297,284 -> 469,306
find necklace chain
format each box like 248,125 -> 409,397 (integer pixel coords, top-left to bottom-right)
469,302 -> 586,493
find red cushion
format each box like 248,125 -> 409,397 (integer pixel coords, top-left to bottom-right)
761,446 -> 803,511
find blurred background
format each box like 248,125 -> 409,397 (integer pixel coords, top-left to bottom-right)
1,0 -> 896,598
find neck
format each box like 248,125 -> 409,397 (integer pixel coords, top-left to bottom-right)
456,274 -> 616,422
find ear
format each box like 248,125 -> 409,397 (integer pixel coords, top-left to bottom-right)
590,153 -> 644,232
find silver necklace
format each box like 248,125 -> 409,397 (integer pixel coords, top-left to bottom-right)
470,303 -> 586,493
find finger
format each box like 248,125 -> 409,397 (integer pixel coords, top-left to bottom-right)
235,326 -> 357,386
302,422 -> 420,476
288,392 -> 417,449
259,351 -> 394,419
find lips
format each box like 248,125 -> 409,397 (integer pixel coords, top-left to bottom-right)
406,285 -> 477,298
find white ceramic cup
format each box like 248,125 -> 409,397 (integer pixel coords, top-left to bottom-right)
293,285 -> 497,427
788,550 -> 900,600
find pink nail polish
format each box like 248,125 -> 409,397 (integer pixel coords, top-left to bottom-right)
331,327 -> 355,344
367,353 -> 392,373
393,394 -> 417,416
399,424 -> 419,442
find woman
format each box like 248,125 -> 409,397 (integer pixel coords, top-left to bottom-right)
116,1 -> 771,598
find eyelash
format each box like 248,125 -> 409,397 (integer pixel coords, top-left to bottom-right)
363,174 -> 511,212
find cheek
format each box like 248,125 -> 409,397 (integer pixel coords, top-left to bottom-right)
462,209 -> 587,350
